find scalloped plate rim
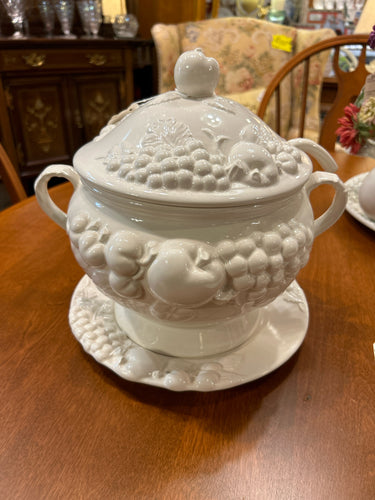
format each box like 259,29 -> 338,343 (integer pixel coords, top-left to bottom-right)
69,275 -> 309,392
345,173 -> 375,231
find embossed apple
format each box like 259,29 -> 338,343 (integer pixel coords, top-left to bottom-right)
147,240 -> 226,307
173,48 -> 219,98
228,141 -> 278,186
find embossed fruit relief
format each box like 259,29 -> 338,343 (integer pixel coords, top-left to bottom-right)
68,211 -> 313,321
103,119 -> 303,192
35,48 -> 347,377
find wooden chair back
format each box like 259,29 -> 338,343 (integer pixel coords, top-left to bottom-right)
0,143 -> 27,204
257,34 -> 371,151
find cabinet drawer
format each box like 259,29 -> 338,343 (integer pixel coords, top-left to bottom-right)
0,49 -> 123,71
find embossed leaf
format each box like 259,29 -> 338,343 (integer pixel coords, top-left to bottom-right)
283,284 -> 306,311
150,301 -> 195,322
141,118 -> 193,149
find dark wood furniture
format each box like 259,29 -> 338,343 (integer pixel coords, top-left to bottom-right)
0,37 -> 155,193
131,0 -> 219,38
0,151 -> 374,499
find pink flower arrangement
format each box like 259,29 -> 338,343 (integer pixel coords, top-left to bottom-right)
336,25 -> 375,154
336,103 -> 363,154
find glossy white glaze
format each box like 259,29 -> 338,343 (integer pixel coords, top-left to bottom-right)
35,49 -> 347,359
346,173 -> 375,230
359,168 -> 375,220
69,275 -> 309,391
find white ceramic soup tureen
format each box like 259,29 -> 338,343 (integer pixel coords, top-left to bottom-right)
35,49 -> 347,391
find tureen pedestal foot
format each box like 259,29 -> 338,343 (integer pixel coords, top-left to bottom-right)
69,275 -> 309,392
114,304 -> 261,358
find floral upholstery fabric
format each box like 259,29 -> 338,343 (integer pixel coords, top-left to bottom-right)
151,18 -> 335,141
151,23 -> 181,94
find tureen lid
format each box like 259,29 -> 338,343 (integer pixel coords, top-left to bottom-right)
73,49 -> 312,206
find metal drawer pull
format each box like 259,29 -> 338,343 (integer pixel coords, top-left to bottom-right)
23,53 -> 46,67
86,54 -> 107,66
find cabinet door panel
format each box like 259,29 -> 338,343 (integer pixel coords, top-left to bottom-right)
6,77 -> 72,174
72,74 -> 124,142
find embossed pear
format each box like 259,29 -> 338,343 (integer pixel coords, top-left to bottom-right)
147,240 -> 225,307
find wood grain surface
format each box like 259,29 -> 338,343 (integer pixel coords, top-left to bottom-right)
0,152 -> 374,500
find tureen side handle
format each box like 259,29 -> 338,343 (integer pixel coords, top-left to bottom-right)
287,138 -> 338,172
34,165 -> 81,230
287,138 -> 347,237
304,171 -> 347,238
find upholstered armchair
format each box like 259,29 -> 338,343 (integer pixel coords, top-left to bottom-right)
151,17 -> 335,141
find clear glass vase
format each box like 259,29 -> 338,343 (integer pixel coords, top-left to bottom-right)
113,13 -> 139,39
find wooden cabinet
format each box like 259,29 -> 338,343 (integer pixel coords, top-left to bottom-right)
132,0 -> 210,38
0,38 -> 155,192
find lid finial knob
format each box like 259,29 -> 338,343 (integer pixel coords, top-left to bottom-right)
174,48 -> 219,98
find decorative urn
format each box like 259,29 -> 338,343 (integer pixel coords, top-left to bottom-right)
35,49 -> 347,391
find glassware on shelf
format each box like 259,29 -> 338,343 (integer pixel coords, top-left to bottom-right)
38,0 -> 55,37
113,13 -> 139,38
0,0 -> 26,38
54,0 -> 76,38
77,0 -> 102,38
268,0 -> 286,24
77,0 -> 90,36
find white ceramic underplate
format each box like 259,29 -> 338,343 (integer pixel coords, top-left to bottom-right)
69,275 -> 309,392
345,173 -> 375,231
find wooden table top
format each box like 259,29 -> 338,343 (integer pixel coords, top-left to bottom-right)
1,151 -> 374,499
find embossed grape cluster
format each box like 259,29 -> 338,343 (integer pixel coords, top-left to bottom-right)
216,219 -> 313,306
68,213 -> 147,301
68,210 -> 313,313
261,139 -> 303,175
105,139 -> 231,192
